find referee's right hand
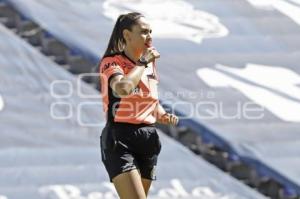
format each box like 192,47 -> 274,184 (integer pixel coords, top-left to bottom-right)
141,47 -> 160,64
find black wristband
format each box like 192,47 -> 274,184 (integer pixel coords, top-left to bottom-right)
137,57 -> 148,68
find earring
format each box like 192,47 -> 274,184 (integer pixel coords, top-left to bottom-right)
118,40 -> 125,52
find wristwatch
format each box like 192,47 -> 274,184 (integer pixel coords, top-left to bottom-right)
137,56 -> 148,68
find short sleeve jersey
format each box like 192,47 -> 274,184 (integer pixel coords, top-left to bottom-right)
99,52 -> 159,124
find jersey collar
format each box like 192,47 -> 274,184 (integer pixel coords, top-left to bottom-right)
121,51 -> 136,65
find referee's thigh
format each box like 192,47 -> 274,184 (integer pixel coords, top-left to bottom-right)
112,169 -> 146,199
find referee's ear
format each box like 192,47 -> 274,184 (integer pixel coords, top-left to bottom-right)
123,29 -> 131,43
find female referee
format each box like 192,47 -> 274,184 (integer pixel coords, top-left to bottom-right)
99,12 -> 178,199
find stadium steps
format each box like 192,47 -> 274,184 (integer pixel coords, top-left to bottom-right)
160,124 -> 300,199
0,0 -> 297,198
0,1 -> 96,85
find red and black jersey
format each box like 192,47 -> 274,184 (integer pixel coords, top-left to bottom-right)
99,52 -> 159,124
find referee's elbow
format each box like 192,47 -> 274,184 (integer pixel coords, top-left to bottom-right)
114,83 -> 133,97
115,88 -> 131,96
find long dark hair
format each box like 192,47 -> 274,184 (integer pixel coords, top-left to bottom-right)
103,12 -> 144,57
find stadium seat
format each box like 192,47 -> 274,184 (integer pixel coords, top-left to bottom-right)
0,2 -> 18,28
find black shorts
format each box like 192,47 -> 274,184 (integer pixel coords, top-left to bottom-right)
100,122 -> 162,182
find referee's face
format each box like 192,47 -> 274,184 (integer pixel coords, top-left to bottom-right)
127,17 -> 152,56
